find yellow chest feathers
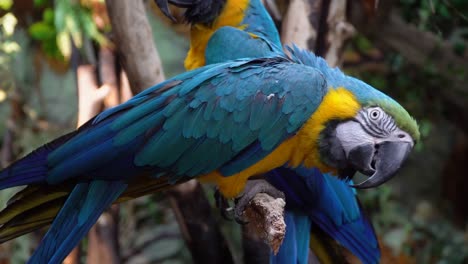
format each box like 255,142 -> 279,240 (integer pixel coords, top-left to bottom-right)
184,0 -> 250,70
292,87 -> 360,172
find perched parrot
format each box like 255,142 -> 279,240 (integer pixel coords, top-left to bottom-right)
0,3 -> 419,264
155,0 -> 389,263
155,0 -> 282,70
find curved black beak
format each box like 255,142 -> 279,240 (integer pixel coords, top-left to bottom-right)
154,0 -> 194,22
155,0 -> 177,21
349,141 -> 413,189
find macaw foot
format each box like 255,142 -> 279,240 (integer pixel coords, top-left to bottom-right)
234,179 -> 285,224
214,180 -> 285,224
214,187 -> 234,221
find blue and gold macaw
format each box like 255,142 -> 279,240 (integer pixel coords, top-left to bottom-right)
0,1 -> 419,263
155,0 -> 387,263
156,0 -> 282,70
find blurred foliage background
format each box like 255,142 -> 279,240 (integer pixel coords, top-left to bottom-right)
0,0 -> 466,263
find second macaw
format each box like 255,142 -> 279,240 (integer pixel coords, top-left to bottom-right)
155,0 -> 405,263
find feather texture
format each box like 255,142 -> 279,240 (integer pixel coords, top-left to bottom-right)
28,181 -> 127,264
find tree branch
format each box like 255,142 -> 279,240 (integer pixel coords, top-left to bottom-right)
243,193 -> 286,255
76,65 -> 109,127
167,181 -> 235,264
281,0 -> 355,66
105,0 -> 165,92
281,0 -> 323,51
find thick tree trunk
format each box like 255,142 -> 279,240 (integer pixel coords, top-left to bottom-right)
105,0 -> 165,90
281,0 -> 323,51
282,0 -> 354,66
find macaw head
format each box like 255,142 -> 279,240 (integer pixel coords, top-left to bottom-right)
288,46 -> 419,189
154,0 -> 280,45
155,0 -> 227,25
319,100 -> 419,189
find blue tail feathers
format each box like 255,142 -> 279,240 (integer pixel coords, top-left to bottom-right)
27,180 -> 127,264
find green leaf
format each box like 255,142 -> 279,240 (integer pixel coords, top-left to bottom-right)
34,0 -> 48,7
29,22 -> 56,40
54,0 -> 69,33
65,13 -> 82,47
56,31 -> 71,59
42,39 -> 62,59
0,0 -> 12,10
78,7 -> 107,45
43,8 -> 55,24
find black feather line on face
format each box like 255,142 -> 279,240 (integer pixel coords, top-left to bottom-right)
183,0 -> 228,25
318,120 -> 349,176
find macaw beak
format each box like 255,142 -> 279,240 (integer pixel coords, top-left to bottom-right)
154,0 -> 193,22
155,0 -> 177,21
349,141 -> 413,189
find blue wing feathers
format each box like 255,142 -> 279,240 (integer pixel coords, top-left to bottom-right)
1,57 -> 326,194
111,96 -> 167,131
114,111 -> 165,146
219,142 -> 267,176
48,117 -> 116,167
232,125 -> 257,152
249,93 -> 268,131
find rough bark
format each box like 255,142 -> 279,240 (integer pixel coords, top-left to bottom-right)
242,225 -> 271,264
167,181 -> 235,264
281,0 -> 323,51
105,0 -> 165,91
243,193 -> 286,255
281,0 -> 354,66
76,65 -> 109,127
323,1 -> 355,66
100,47 -> 120,108
106,1 -> 235,263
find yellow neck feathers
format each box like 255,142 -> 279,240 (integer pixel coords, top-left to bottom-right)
184,0 -> 250,70
292,87 -> 360,173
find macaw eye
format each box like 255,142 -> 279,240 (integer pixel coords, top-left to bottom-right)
369,109 -> 381,120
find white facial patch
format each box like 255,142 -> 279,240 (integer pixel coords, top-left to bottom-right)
335,120 -> 374,157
